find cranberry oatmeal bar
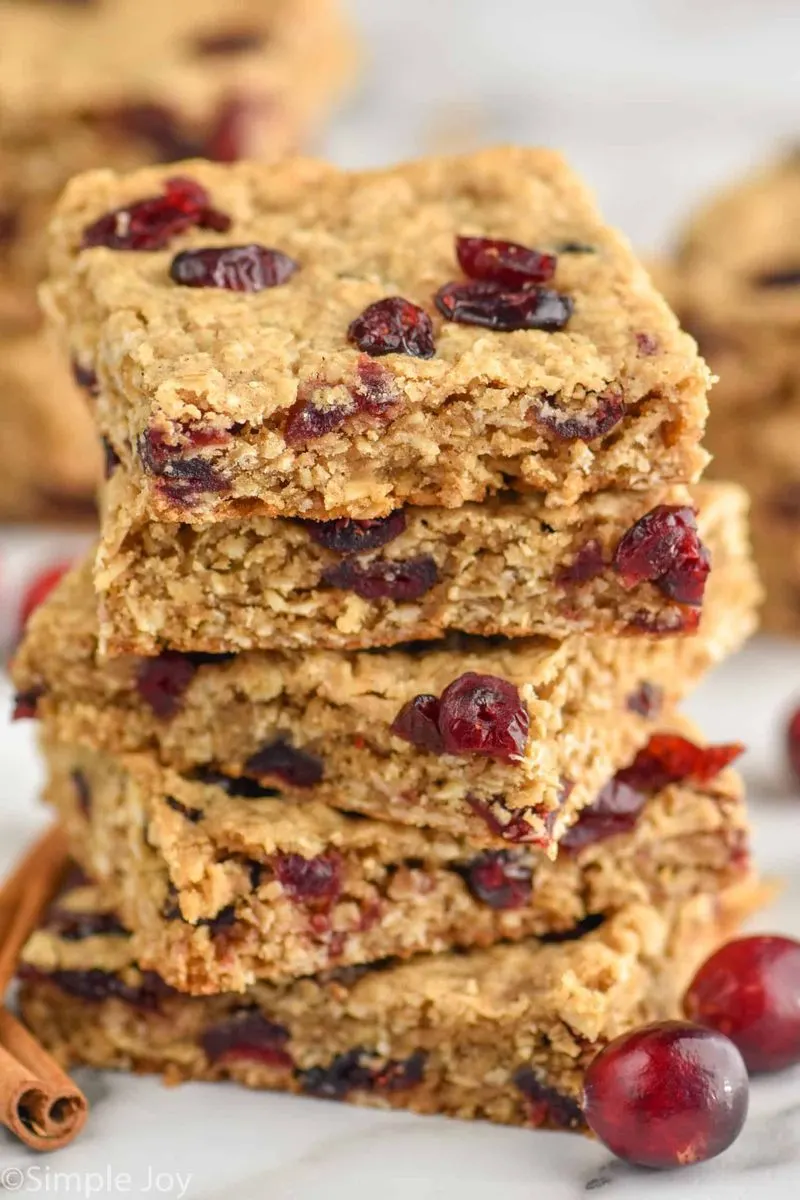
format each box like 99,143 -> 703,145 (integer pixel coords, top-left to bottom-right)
18,887 -> 753,1128
95,478 -> 738,655
0,0 -> 355,296
40,718 -> 749,992
43,148 -> 710,522
13,525 -> 759,850
665,153 -> 800,635
0,327 -> 100,521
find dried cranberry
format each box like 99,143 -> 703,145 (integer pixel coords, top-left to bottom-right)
303,511 -> 407,555
347,297 -> 435,359
617,733 -> 743,794
165,796 -> 203,824
787,706 -> 800,785
71,360 -> 99,396
627,607 -> 700,635
434,280 -> 573,332
754,267 -> 800,288
456,236 -> 556,288
194,28 -> 266,55
559,777 -> 646,854
38,967 -> 175,1011
135,652 -> 198,718
458,851 -> 532,909
612,505 -> 711,606
468,790 -> 566,847
81,177 -> 231,251
514,1068 -> 586,1130
244,738 -> 323,788
390,695 -> 444,754
71,769 -> 92,817
170,244 -> 298,291
684,936 -> 800,1073
138,429 -> 229,502
44,910 -> 127,941
297,1049 -> 373,1098
11,688 -> 43,721
556,539 -> 605,585
635,332 -> 660,355
531,390 -> 625,441
583,1021 -> 749,1168
19,562 -> 70,630
322,555 -> 438,602
202,1011 -> 292,1068
273,853 -> 342,910
193,770 -> 279,800
371,1050 -> 426,1092
625,682 -> 663,718
284,359 -> 399,446
438,673 -> 529,762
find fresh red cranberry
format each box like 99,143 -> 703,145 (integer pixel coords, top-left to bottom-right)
390,695 -> 444,753
303,511 -> 406,555
787,707 -> 800,785
625,681 -> 663,718
434,280 -> 573,332
438,673 -> 529,762
19,562 -> 70,630
531,391 -> 625,441
194,28 -> 266,55
169,244 -> 298,291
583,1020 -> 748,1168
635,332 -> 660,355
244,738 -> 323,788
273,853 -> 342,910
685,936 -> 800,1073
322,555 -> 438,601
514,1068 -> 586,1130
559,777 -> 646,854
71,359 -> 99,396
284,359 -> 399,446
459,851 -> 532,909
201,1011 -> 292,1067
617,733 -> 743,793
456,236 -> 556,288
556,539 -> 605,585
11,689 -> 43,721
81,176 -> 231,251
613,505 -> 711,606
348,297 -> 436,359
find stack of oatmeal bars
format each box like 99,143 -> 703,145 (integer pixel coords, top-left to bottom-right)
0,0 -> 353,520
12,148 -> 762,1131
664,153 -> 800,637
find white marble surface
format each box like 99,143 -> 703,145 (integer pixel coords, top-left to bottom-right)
3,0 -> 800,1194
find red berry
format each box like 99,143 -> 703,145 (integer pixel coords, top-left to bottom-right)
438,672 -> 529,762
684,936 -> 800,1073
390,695 -> 444,754
617,733 -> 743,793
434,280 -> 573,332
559,777 -> 645,854
322,555 -> 438,601
455,236 -> 556,288
612,505 -> 711,606
303,511 -> 407,555
787,707 -> 800,784
81,176 -> 230,251
284,360 -> 399,446
19,562 -> 71,630
273,853 -> 342,911
459,851 -> 532,909
170,244 -> 298,291
347,297 -> 436,359
531,390 -> 625,442
555,539 -> 605,585
583,1020 -> 749,1169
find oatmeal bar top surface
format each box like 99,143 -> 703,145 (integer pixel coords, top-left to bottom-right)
44,148 -> 709,518
675,153 -> 800,335
94,479 -> 737,656
0,0 -> 354,130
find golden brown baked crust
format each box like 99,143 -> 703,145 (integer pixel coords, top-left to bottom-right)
43,148 -> 710,520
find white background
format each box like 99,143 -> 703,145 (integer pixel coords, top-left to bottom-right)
2,1 -> 800,1195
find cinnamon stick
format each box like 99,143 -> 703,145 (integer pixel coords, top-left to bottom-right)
0,825 -> 88,1150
